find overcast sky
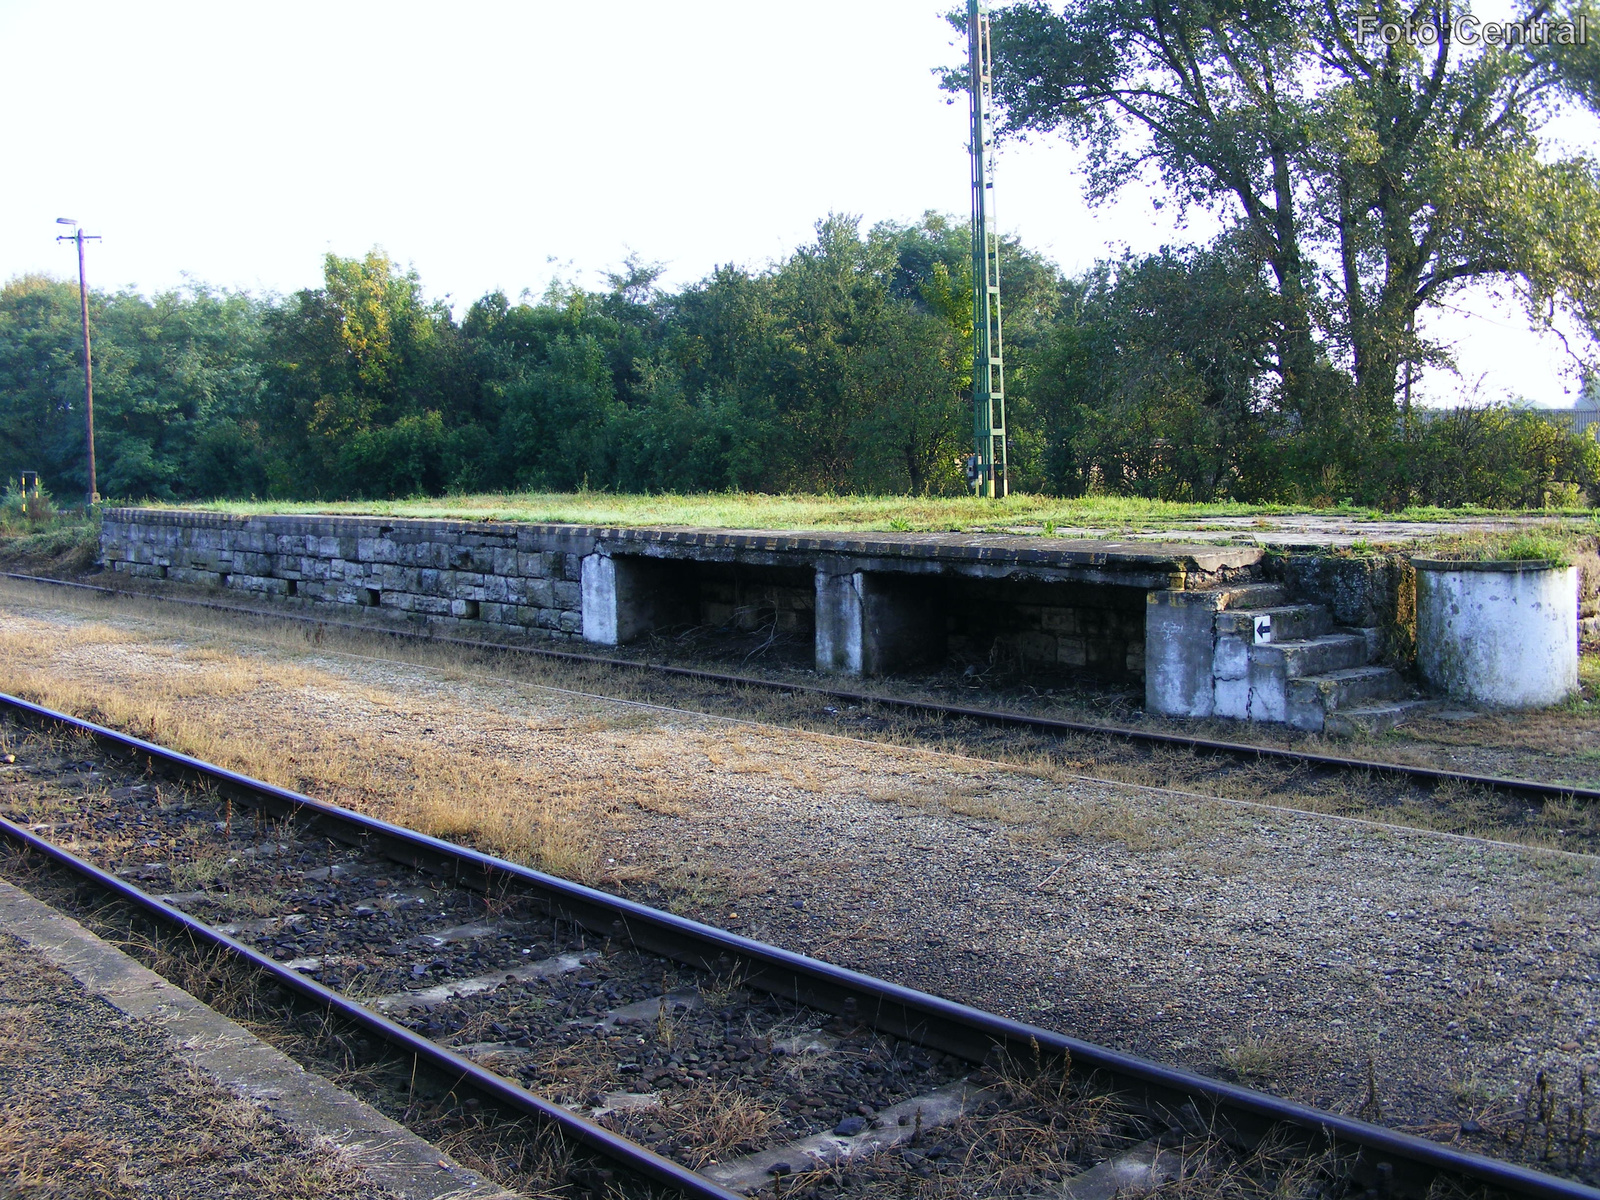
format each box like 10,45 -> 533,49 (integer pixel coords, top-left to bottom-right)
1,0 -> 1591,408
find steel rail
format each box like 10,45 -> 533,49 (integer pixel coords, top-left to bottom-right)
2,691 -> 1595,1200
2,570 -> 1593,806
0,809 -> 746,1200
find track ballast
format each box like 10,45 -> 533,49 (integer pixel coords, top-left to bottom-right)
1,692 -> 1595,1200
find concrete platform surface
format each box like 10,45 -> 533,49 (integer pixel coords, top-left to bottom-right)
1008,511 -> 1583,548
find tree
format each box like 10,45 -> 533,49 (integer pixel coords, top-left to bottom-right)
1034,236 -> 1284,499
260,249 -> 464,496
955,0 -> 1600,478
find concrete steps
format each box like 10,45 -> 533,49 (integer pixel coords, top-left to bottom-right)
1215,604 -> 1332,643
1285,666 -> 1405,731
1215,583 -> 1287,610
1214,595 -> 1416,734
1324,699 -> 1435,737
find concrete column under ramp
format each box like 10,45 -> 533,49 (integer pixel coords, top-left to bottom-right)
1144,590 -> 1226,718
814,567 -> 945,676
580,553 -> 681,645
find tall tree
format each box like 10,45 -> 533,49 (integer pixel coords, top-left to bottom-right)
954,0 -> 1600,473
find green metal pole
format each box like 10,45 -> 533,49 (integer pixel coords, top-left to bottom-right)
968,0 -> 1007,498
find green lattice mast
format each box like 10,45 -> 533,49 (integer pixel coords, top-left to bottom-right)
968,0 -> 1007,498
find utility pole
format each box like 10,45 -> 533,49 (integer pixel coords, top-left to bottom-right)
56,218 -> 102,505
967,0 -> 1007,498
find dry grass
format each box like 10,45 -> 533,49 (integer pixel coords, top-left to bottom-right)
1218,1035 -> 1300,1084
0,618 -> 614,884
623,1083 -> 784,1171
762,1049 -> 1131,1200
0,848 -> 616,1200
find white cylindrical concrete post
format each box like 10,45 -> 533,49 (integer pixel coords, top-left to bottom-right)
1414,559 -> 1578,708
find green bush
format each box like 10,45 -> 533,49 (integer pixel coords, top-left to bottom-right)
1397,407 -> 1600,509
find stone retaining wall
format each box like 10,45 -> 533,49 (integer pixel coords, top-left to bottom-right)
100,509 -> 589,640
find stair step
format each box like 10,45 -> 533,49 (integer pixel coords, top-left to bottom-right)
1216,604 -> 1331,643
1251,633 -> 1370,680
1215,583 -> 1286,611
1324,699 -> 1435,738
1285,666 -> 1406,731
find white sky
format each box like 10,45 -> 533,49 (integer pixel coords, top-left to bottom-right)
0,0 -> 1591,408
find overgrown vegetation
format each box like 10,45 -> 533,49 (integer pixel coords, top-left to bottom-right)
179,490 -> 1600,532
0,479 -> 99,573
4,219 -> 1599,510
1422,529 -> 1587,566
966,0 -> 1600,506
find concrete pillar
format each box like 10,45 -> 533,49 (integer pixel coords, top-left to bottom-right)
581,554 -> 667,645
814,568 -> 863,673
815,567 -> 944,675
1144,590 -> 1225,716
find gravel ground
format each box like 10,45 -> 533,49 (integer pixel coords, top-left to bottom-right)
1,597 -> 1597,1183
0,930 -> 390,1200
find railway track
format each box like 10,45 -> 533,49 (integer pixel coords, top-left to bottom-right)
1,691 -> 1595,1200
2,569 -> 1595,808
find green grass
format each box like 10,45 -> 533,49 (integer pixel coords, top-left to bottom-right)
1417,528 -> 1588,566
141,491 -> 1598,537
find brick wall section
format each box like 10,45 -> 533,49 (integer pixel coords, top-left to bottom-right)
100,509 -> 590,640
944,579 -> 1147,679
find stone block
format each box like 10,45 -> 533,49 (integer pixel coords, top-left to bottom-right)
1245,658 -> 1288,722
1040,607 -> 1080,634
1056,636 -> 1088,667
816,568 -> 944,675
814,571 -> 862,673
1213,675 -> 1250,719
1011,631 -> 1057,663
553,580 -> 581,609
1213,634 -> 1249,681
580,555 -> 685,643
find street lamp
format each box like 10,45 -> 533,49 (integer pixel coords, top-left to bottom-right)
56,217 -> 102,505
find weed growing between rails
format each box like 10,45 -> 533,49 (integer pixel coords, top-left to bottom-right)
1509,1065 -> 1597,1180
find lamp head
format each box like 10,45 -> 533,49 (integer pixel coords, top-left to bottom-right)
56,217 -> 77,227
